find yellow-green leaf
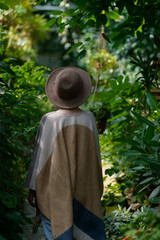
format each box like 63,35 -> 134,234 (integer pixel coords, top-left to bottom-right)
107,11 -> 120,20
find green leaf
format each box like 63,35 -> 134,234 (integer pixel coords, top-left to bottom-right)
106,10 -> 120,20
140,177 -> 153,185
149,185 -> 160,199
57,16 -> 62,25
77,49 -> 86,59
126,138 -> 140,147
36,0 -> 45,5
144,125 -> 155,142
0,2 -> 9,10
131,111 -> 155,128
102,33 -> 111,43
145,92 -> 158,110
50,10 -> 63,15
52,0 -> 63,6
62,8 -> 75,17
143,171 -> 152,177
45,18 -> 56,28
119,150 -> 142,156
141,156 -> 160,165
110,80 -> 117,89
0,62 -> 15,75
148,140 -> 160,147
105,17 -> 110,27
139,183 -> 151,193
66,42 -> 83,54
131,166 -> 145,171
149,197 -> 160,204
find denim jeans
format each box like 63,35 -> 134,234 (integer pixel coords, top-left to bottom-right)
40,213 -> 52,240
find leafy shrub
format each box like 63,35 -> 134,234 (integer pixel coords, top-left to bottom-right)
0,61 -> 51,239
104,204 -> 149,240
122,209 -> 160,240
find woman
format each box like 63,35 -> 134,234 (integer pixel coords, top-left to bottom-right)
25,67 -> 105,240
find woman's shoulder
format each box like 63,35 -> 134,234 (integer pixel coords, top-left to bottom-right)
40,111 -> 59,123
82,110 -> 95,119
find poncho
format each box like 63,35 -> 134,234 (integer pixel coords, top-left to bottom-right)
25,110 -> 105,240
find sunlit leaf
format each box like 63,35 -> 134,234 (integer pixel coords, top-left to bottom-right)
45,18 -> 56,28
66,42 -> 83,54
107,10 -> 120,20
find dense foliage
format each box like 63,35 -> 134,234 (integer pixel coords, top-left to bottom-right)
0,61 -> 51,239
0,1 -> 52,239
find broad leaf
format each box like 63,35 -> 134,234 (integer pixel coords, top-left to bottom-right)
148,140 -> 159,147
140,177 -> 153,185
145,92 -> 158,110
149,197 -> 160,204
141,156 -> 160,165
0,62 -> 15,75
110,80 -> 117,89
50,10 -> 63,15
45,18 -> 56,27
77,49 -> 86,59
107,10 -> 120,20
144,125 -> 155,142
149,185 -> 160,199
143,171 -> 152,177
66,42 -> 83,54
36,0 -> 46,5
119,150 -> 142,156
102,33 -> 111,43
131,111 -> 155,128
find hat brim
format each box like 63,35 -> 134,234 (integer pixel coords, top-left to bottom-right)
45,67 -> 92,109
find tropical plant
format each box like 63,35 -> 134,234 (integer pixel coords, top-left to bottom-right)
130,52 -> 159,91
104,204 -> 149,240
119,109 -> 160,204
122,209 -> 160,240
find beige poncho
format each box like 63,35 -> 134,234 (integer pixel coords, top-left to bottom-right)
25,110 -> 105,240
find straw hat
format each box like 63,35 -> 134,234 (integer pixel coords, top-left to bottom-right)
45,67 -> 92,109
